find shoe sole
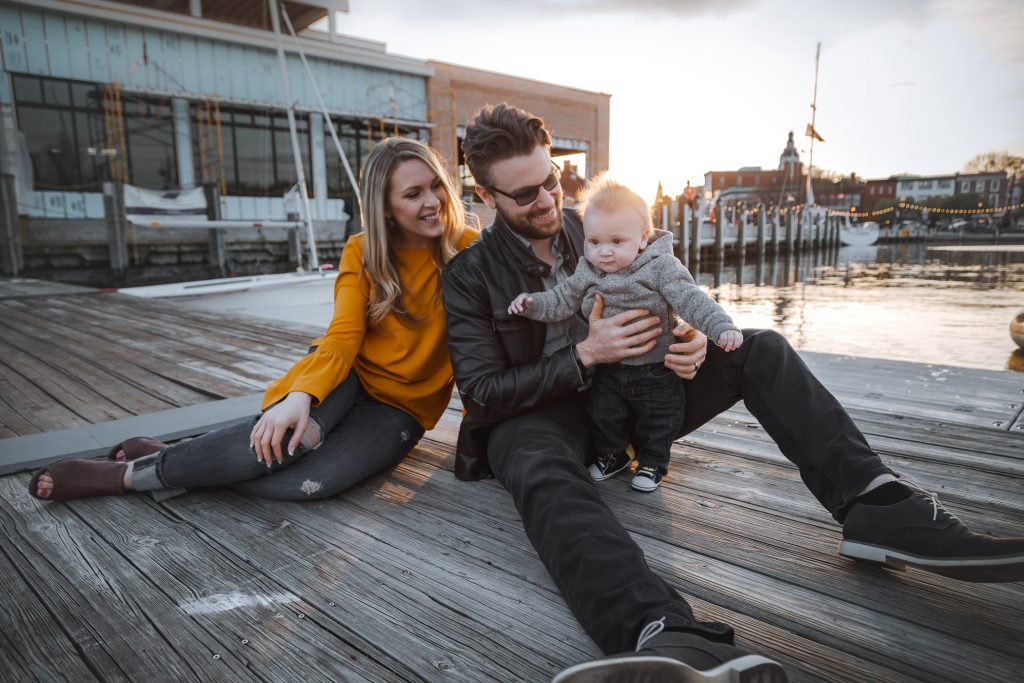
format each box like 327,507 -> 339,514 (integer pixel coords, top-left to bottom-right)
589,459 -> 634,482
551,654 -> 787,683
631,478 -> 661,492
839,540 -> 1024,583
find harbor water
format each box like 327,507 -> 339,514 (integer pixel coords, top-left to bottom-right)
184,242 -> 1024,373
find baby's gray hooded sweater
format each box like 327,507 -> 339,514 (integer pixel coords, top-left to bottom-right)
521,229 -> 738,365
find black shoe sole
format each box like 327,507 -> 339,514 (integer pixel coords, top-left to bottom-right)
839,540 -> 1024,583
551,654 -> 788,682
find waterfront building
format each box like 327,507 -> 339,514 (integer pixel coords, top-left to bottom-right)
703,131 -> 805,206
861,178 -> 897,212
953,171 -> 1007,209
0,0 -> 608,283
894,174 -> 957,203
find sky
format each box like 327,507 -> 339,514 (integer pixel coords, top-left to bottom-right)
322,0 -> 1024,202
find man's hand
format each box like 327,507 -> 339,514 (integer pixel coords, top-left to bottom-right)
665,322 -> 708,380
250,391 -> 312,467
575,293 -> 662,367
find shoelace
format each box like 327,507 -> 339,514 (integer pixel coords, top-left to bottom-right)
635,616 -> 666,651
901,479 -> 962,524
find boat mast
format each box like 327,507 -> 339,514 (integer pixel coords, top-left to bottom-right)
806,41 -> 821,208
268,0 -> 319,270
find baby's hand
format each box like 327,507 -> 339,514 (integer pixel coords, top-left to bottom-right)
508,293 -> 534,315
717,329 -> 743,352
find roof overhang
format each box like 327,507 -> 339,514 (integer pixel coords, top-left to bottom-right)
9,0 -> 432,76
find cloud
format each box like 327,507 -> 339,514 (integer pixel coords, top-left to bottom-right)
350,0 -> 755,21
940,0 -> 1024,70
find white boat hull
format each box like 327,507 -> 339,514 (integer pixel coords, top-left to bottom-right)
840,222 -> 879,246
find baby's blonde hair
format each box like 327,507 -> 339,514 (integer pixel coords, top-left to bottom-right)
576,172 -> 654,237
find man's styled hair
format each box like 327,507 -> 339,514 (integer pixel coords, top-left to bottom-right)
463,102 -> 552,188
577,172 -> 654,237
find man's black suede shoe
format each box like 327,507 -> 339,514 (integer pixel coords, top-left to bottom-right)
551,618 -> 787,682
841,487 -> 1024,582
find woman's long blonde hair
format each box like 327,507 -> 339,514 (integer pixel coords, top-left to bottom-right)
360,138 -> 467,328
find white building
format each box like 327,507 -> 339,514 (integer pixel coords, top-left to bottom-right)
895,175 -> 957,203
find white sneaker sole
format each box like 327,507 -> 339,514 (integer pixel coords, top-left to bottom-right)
839,540 -> 1024,582
551,654 -> 787,683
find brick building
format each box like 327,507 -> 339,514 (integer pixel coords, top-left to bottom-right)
861,178 -> 897,212
953,172 -> 1008,208
425,60 -> 610,209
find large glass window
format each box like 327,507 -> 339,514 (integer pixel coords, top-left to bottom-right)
12,74 -> 181,191
122,96 -> 178,189
193,106 -> 310,196
12,74 -> 106,191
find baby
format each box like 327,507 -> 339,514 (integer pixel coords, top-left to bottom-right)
508,174 -> 741,492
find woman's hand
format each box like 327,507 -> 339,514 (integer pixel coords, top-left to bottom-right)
250,392 -> 313,467
665,322 -> 708,380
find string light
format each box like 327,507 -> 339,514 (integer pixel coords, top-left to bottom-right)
896,201 -> 1024,215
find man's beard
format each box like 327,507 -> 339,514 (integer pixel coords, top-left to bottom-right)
495,195 -> 563,241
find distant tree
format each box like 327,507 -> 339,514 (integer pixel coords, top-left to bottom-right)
963,151 -> 1024,180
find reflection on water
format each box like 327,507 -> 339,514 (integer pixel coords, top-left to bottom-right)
701,243 -> 1024,372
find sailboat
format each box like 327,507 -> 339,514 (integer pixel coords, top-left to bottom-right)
803,44 -> 878,247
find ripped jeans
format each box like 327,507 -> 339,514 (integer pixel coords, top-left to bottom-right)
130,372 -> 425,500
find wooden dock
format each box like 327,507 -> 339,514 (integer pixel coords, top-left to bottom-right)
1,280 -> 1022,682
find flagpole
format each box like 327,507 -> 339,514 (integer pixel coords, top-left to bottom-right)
806,41 -> 821,208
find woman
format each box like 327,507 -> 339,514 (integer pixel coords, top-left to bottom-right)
30,138 -> 477,502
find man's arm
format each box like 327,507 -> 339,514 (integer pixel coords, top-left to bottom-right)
443,260 -> 584,423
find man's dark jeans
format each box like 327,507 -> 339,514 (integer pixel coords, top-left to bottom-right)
132,372 -> 425,501
487,329 -> 894,654
589,361 -> 683,470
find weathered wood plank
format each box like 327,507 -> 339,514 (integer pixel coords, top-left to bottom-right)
0,477 -> 253,682
62,481 -> 419,682
0,393 -> 261,475
0,542 -> 99,682
0,303 -> 213,412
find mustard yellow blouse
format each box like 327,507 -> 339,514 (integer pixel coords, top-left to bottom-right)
262,228 -> 478,429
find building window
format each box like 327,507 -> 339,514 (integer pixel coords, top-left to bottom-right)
975,180 -> 984,193
193,106 -> 308,196
938,180 -> 951,188
961,181 -> 970,192
12,74 -> 107,191
123,96 -> 178,190
918,180 -> 932,189
990,179 -> 1000,191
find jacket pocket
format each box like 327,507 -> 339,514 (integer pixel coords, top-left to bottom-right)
492,314 -> 537,366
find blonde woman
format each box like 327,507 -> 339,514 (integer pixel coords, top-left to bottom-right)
30,138 -> 477,502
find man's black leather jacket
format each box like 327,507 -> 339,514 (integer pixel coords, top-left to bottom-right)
442,208 -> 590,480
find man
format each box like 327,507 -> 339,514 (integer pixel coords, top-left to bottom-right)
441,103 -> 1024,682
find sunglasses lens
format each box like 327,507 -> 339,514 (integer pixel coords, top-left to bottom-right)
514,172 -> 560,205
515,191 -> 537,206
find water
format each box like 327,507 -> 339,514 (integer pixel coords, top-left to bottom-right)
702,243 -> 1024,372
183,242 -> 1024,373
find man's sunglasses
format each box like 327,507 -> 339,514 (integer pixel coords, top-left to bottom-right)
488,163 -> 561,206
